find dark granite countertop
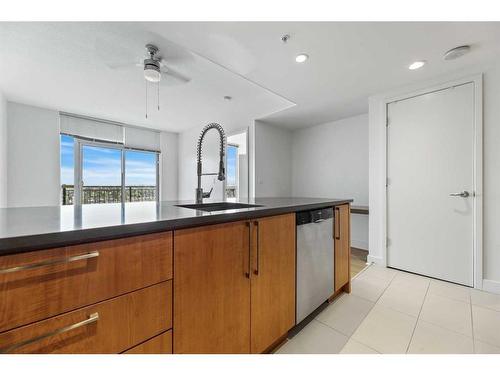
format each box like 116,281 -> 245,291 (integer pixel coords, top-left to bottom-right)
0,197 -> 352,255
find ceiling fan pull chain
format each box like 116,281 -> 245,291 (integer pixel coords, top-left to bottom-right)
157,81 -> 160,111
145,80 -> 148,119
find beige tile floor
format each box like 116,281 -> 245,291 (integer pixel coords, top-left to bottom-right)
276,264 -> 500,354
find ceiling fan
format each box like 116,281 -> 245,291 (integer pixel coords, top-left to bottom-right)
101,42 -> 192,118
141,44 -> 191,85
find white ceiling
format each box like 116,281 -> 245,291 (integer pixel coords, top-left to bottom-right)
0,23 -> 294,133
1,22 -> 500,132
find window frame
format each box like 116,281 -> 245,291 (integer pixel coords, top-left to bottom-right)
72,137 -> 160,206
225,143 -> 240,200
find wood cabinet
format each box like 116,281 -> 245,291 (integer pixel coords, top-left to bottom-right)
0,207 -> 349,354
0,281 -> 172,354
0,232 -> 172,333
250,214 -> 296,353
334,204 -> 351,292
173,220 -> 252,354
173,214 -> 296,354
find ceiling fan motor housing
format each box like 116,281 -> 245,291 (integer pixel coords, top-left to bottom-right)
144,58 -> 161,82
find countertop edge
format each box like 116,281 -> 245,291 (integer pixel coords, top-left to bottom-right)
0,200 -> 352,256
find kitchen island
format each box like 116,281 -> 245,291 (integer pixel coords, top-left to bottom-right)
0,198 -> 352,354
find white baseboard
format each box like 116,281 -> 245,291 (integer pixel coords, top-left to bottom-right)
351,239 -> 369,251
367,254 -> 384,265
482,279 -> 500,295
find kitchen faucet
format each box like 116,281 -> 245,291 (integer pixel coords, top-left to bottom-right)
196,123 -> 226,204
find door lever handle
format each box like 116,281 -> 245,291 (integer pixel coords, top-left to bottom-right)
449,191 -> 470,198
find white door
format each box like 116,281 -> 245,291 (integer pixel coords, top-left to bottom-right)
387,83 -> 475,286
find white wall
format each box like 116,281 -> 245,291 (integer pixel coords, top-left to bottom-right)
7,102 -> 60,207
369,62 -> 500,293
254,120 -> 293,197
292,114 -> 369,250
5,102 -> 179,207
0,91 -> 7,207
160,131 -> 179,201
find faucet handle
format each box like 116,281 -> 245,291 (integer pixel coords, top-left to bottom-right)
202,187 -> 214,199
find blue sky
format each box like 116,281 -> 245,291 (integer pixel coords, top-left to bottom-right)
60,134 -> 157,186
226,145 -> 237,186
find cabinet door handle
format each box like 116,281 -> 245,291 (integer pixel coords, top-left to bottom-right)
253,221 -> 260,275
245,222 -> 251,278
335,207 -> 341,240
0,312 -> 99,354
0,251 -> 100,275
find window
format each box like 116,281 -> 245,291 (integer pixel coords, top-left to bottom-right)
60,134 -> 75,205
81,143 -> 123,204
226,144 -> 239,199
60,136 -> 159,205
225,130 -> 249,201
124,150 -> 158,202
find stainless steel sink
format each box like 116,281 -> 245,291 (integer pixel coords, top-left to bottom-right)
176,202 -> 262,212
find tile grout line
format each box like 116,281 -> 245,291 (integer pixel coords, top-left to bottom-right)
314,318 -> 351,338
313,304 -> 382,354
338,268 -> 398,353
404,279 -> 430,354
345,337 -> 382,354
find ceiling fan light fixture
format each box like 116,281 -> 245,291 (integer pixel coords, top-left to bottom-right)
144,65 -> 161,83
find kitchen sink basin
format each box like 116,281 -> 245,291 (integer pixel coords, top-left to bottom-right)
176,202 -> 262,212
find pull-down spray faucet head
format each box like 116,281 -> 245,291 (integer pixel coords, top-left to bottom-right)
218,151 -> 225,181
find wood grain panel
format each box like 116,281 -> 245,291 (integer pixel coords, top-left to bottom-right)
173,221 -> 251,354
335,204 -> 351,292
250,214 -> 296,354
0,281 -> 172,354
124,330 -> 172,354
0,232 -> 172,333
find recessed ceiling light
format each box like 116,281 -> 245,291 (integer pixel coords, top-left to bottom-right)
444,45 -> 471,60
408,60 -> 426,70
295,54 -> 309,63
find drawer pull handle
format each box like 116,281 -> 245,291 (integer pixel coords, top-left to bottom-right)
253,221 -> 260,276
0,251 -> 100,275
0,312 -> 99,354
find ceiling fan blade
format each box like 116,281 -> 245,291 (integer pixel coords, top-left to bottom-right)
161,66 -> 191,83
108,61 -> 142,70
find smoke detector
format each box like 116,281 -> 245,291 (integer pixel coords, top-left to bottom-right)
444,45 -> 471,61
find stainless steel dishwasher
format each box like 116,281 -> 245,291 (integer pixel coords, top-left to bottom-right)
296,207 -> 334,323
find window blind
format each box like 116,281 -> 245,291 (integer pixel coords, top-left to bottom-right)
60,113 -> 161,152
124,126 -> 161,152
60,114 -> 124,143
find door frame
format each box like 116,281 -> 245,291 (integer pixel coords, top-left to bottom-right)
381,74 -> 483,288
223,127 -> 250,201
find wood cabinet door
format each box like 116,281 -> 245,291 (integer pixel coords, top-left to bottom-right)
335,204 -> 351,292
250,213 -> 296,353
173,221 -> 251,354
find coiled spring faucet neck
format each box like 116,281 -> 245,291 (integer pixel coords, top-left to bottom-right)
196,123 -> 226,204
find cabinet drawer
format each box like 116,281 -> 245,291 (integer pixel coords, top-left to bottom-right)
0,232 -> 172,333
124,330 -> 172,354
0,280 -> 172,354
